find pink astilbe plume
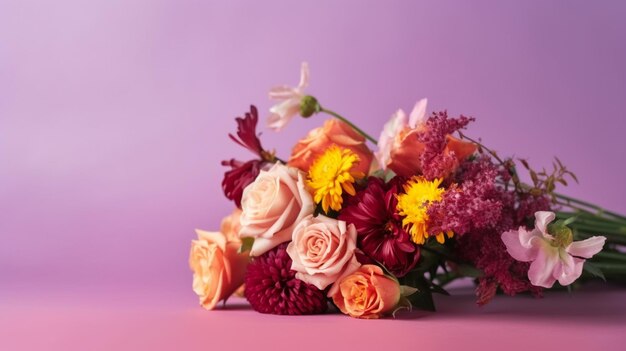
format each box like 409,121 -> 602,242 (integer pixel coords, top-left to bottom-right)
427,156 -> 505,236
442,157 -> 551,305
416,111 -> 474,180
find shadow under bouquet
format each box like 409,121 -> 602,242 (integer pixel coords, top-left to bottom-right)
189,63 -> 626,319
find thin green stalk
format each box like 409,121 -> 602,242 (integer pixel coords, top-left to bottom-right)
586,262 -> 626,274
555,192 -> 626,222
434,272 -> 462,287
594,251 -> 626,262
577,231 -> 626,245
319,107 -> 378,144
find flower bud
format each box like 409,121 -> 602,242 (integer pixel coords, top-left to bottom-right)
300,95 -> 320,118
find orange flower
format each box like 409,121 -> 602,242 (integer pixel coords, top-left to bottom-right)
388,128 -> 476,178
330,265 -> 401,319
378,99 -> 476,178
189,221 -> 250,310
288,119 -> 373,174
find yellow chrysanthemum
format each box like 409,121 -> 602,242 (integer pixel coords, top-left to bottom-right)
307,145 -> 365,213
396,176 -> 453,245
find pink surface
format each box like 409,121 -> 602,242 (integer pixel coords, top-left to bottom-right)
1,1 -> 626,350
2,285 -> 625,350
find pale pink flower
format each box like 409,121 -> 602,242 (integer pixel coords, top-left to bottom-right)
501,211 -> 606,288
267,62 -> 309,131
286,214 -> 360,295
375,98 -> 427,169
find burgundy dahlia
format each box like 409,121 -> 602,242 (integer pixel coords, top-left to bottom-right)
244,243 -> 328,315
339,177 -> 420,277
221,159 -> 265,208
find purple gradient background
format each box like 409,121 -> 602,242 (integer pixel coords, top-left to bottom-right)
1,1 -> 625,350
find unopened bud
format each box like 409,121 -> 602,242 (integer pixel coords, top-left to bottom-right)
300,95 -> 320,118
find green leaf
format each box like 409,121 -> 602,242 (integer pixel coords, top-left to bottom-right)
400,285 -> 418,297
583,262 -> 606,282
456,264 -> 484,278
405,276 -> 436,312
429,282 -> 450,296
239,237 -> 254,254
391,296 -> 413,318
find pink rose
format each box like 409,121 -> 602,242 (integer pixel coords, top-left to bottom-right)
189,228 -> 249,310
286,214 -> 360,294
288,118 -> 373,174
330,264 -> 401,319
239,163 -> 315,256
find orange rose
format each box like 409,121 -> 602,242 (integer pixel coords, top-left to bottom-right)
288,118 -> 373,174
189,224 -> 249,310
330,264 -> 401,319
387,128 -> 476,178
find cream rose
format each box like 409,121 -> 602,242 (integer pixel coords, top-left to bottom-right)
189,228 -> 249,310
286,214 -> 360,294
330,264 -> 401,319
239,163 -> 315,256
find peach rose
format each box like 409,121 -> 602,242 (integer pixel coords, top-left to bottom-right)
220,209 -> 242,242
287,214 -> 360,293
189,228 -> 250,310
331,264 -> 401,319
239,163 -> 315,256
288,118 -> 373,174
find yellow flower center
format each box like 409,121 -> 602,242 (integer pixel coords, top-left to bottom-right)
396,176 -> 453,245
307,145 -> 365,213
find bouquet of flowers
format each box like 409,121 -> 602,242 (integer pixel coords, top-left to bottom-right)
189,63 -> 626,318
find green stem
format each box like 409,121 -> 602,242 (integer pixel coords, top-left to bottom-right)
434,272 -> 462,287
577,231 -> 626,245
595,251 -> 626,262
462,133 -> 523,193
587,262 -> 626,274
319,107 -> 378,144
554,193 -> 626,222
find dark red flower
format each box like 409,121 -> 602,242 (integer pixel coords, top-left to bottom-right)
221,159 -> 265,208
229,105 -> 265,157
339,177 -> 420,277
427,156 -> 506,236
446,157 -> 548,305
244,243 -> 328,315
